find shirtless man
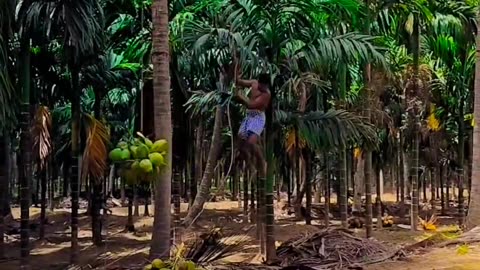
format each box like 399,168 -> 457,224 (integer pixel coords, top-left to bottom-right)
234,70 -> 271,175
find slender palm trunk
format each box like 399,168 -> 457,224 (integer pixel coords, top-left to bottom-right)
173,169 -> 181,239
466,9 -> 480,229
264,76 -> 276,262
133,184 -> 139,216
399,136 -> 405,202
70,66 -> 81,263
39,168 -> 47,239
410,17 -> 420,231
0,136 -> 9,259
324,154 -> 330,227
375,167 -> 382,229
19,39 -> 32,269
457,103 -> 465,225
339,149 -> 348,228
304,151 -> 312,225
191,120 -> 203,206
150,0 -> 172,259
183,106 -> 223,226
364,65 -> 373,238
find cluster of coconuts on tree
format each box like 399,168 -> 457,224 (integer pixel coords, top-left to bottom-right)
145,258 -> 203,270
108,132 -> 168,183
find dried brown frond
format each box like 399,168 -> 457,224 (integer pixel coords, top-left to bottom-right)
81,115 -> 110,183
419,214 -> 438,231
285,128 -> 306,156
32,106 -> 52,169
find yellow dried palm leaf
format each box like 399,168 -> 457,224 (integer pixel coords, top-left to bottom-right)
427,105 -> 440,131
354,148 -> 362,159
285,128 -> 306,155
82,115 -> 110,183
32,106 -> 52,169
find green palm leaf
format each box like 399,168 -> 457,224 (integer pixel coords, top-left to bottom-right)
276,109 -> 378,151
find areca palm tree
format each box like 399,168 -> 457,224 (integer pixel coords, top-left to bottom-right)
17,0 -> 104,263
0,2 -> 14,258
178,0 -> 387,258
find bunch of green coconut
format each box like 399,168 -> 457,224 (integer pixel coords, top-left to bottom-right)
145,258 -> 204,270
108,132 -> 168,184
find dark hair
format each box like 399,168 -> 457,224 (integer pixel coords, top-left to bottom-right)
258,73 -> 270,88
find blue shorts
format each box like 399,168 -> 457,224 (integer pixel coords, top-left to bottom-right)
238,110 -> 266,139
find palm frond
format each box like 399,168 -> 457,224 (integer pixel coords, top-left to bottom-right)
276,109 -> 378,151
0,0 -> 15,130
32,106 -> 52,169
303,32 -> 388,71
18,0 -> 105,58
81,114 -> 110,183
182,226 -> 253,264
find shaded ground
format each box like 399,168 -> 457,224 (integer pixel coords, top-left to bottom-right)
0,194 -> 479,270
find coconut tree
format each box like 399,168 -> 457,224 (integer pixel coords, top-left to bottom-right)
150,0 -> 173,259
466,5 -> 480,230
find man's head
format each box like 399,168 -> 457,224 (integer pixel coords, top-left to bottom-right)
258,73 -> 270,92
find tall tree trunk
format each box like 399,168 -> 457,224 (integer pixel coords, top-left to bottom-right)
91,181 -> 103,245
410,17 -> 420,231
304,151 -> 312,225
133,184 -> 139,217
339,149 -> 348,228
172,169 -> 181,239
183,106 -> 223,227
264,72 -> 276,263
375,167 -> 382,229
324,154 -> 330,227
243,165 -> 249,223
150,0 -> 173,259
250,171 -> 256,223
353,155 -> 364,213
457,103 -> 466,225
0,136 -> 11,259
126,192 -> 134,232
39,168 -> 47,239
466,9 -> 480,229
399,136 -> 406,202
431,168 -> 436,207
70,65 -> 81,264
19,39 -> 32,269
191,120 -> 203,206
364,69 -> 373,238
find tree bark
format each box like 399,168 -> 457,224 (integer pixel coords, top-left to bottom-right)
353,155 -> 364,212
466,9 -> 480,229
0,136 -> 12,259
150,0 -> 173,259
191,120 -> 203,206
183,106 -> 223,227
19,39 -> 32,269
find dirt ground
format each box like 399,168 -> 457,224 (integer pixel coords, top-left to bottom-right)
0,193 -> 479,270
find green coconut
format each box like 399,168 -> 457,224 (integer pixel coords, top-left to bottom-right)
108,148 -> 123,162
148,152 -> 165,167
139,159 -> 153,173
119,149 -> 131,160
150,139 -> 168,153
136,144 -> 149,159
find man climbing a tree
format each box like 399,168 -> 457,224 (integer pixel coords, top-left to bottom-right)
234,65 -> 271,176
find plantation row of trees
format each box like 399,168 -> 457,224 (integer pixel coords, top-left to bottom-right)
2,0 -> 480,267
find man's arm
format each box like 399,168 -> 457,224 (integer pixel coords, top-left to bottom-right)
234,62 -> 256,88
236,78 -> 257,88
235,92 -> 270,110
